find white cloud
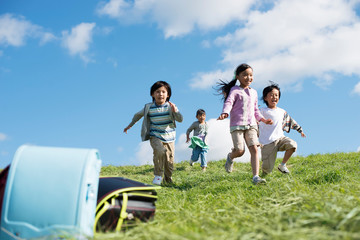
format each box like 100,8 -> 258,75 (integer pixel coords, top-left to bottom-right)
100,26 -> 113,35
0,13 -> 55,47
61,22 -> 96,62
0,133 -> 7,141
97,0 -> 255,38
97,0 -> 132,18
39,32 -> 56,45
189,69 -> 233,90
117,146 -> 124,152
135,141 -> 153,165
98,0 -> 360,90
201,40 -> 211,48
134,118 -> 251,166
352,82 -> 360,95
357,146 -> 360,152
190,0 -> 360,90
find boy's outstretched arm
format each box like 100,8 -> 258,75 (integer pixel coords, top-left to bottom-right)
186,122 -> 195,143
283,112 -> 306,137
186,134 -> 190,143
124,106 -> 146,134
124,125 -> 131,134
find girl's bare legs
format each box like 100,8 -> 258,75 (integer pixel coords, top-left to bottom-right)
225,148 -> 244,173
230,149 -> 245,159
248,145 -> 259,176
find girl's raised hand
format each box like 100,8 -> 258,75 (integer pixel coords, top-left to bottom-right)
169,101 -> 178,112
217,113 -> 228,120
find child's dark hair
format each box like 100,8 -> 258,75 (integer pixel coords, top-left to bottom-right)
215,63 -> 252,102
196,109 -> 206,117
262,82 -> 281,107
150,81 -> 172,102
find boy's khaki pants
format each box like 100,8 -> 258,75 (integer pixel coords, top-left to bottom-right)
261,137 -> 297,173
150,137 -> 174,183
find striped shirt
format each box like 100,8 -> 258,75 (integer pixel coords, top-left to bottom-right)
149,102 -> 176,143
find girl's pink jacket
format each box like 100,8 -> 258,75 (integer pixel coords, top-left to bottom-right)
222,86 -> 264,127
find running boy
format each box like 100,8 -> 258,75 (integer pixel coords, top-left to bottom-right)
259,83 -> 306,174
186,109 -> 209,171
124,81 -> 183,185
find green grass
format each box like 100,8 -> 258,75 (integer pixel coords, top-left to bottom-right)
96,152 -> 360,240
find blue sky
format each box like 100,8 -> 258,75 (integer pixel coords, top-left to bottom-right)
1,0 -> 360,169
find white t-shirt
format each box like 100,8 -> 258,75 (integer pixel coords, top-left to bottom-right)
259,107 -> 286,145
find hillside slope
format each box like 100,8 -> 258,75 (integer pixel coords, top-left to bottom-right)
97,152 -> 360,240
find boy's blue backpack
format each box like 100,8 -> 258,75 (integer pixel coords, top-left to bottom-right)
0,145 -> 102,239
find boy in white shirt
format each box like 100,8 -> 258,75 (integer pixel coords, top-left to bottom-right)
258,83 -> 306,174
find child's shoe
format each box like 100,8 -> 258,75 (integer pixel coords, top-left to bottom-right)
152,175 -> 162,185
164,176 -> 173,184
252,175 -> 267,185
225,153 -> 234,173
278,164 -> 290,174
189,160 -> 194,166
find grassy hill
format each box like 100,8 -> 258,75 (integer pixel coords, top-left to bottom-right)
96,152 -> 360,240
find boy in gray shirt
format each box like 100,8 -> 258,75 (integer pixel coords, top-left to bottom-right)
186,109 -> 209,171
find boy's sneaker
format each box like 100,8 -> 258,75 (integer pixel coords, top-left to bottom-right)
278,164 -> 290,174
189,160 -> 194,166
152,175 -> 162,185
252,176 -> 267,185
225,153 -> 234,173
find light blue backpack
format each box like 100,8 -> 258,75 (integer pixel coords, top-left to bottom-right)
0,145 -> 102,239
